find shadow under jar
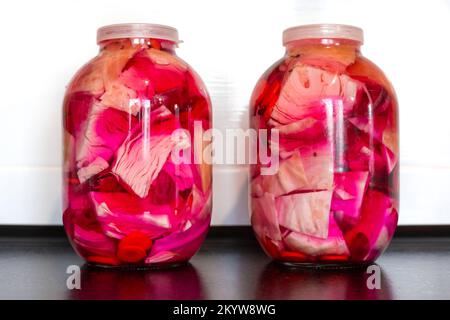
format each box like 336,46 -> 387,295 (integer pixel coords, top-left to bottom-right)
62,24 -> 212,268
249,24 -> 399,268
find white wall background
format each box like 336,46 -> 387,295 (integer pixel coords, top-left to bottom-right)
0,0 -> 449,225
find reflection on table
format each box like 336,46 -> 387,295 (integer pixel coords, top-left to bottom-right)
254,262 -> 392,300
68,263 -> 205,300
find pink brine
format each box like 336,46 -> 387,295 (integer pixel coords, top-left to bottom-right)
250,24 -> 399,266
62,24 -> 212,267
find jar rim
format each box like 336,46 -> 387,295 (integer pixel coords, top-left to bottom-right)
97,23 -> 180,44
282,24 -> 364,46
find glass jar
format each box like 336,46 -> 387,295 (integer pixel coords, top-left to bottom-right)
62,24 -> 212,268
250,24 -> 399,267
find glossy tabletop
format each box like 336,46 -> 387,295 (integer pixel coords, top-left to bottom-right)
0,231 -> 449,300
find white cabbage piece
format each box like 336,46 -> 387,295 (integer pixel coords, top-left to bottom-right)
112,131 -> 188,198
277,190 -> 332,239
251,192 -> 281,241
284,231 -> 349,256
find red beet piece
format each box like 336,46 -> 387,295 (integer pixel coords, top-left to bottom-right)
118,231 -> 153,263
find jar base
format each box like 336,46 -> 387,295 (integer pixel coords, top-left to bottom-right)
275,260 -> 373,270
86,261 -> 189,271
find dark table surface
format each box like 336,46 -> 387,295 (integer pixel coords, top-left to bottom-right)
1,230 -> 450,300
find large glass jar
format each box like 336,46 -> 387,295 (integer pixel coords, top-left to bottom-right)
250,24 -> 398,267
62,24 -> 212,268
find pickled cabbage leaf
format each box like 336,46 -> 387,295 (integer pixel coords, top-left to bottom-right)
284,231 -> 349,257
147,216 -> 210,262
90,192 -> 175,239
276,190 -> 332,239
251,193 -> 281,241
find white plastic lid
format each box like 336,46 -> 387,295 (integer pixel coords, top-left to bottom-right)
282,24 -> 364,46
97,23 -> 180,44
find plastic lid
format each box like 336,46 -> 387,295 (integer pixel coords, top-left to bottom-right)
97,23 -> 179,44
282,24 -> 364,45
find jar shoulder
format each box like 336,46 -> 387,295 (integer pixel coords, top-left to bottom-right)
347,55 -> 398,103
251,53 -> 398,116
64,47 -> 209,99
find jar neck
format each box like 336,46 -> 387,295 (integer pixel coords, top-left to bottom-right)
99,37 -> 178,53
285,38 -> 361,58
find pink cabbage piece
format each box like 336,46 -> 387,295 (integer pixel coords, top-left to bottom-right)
344,123 -> 372,171
345,121 -> 397,174
252,142 -> 333,197
348,113 -> 388,143
69,45 -> 140,96
145,251 -> 178,264
299,143 -> 333,190
97,47 -> 196,116
148,48 -> 188,71
327,210 -> 345,238
385,208 -> 398,238
77,157 -> 109,184
252,151 -> 307,197
276,190 -> 332,239
120,49 -> 186,95
271,97 -> 358,162
331,171 -> 369,219
347,87 -> 392,144
271,99 -> 331,127
251,193 -> 281,241
346,77 -> 398,172
75,103 -> 135,178
119,66 -> 153,93
187,185 -> 212,222
73,225 -> 116,257
112,127 -> 190,198
271,113 -> 329,158
150,104 -> 174,123
85,46 -> 142,115
90,192 -> 176,239
146,216 -> 210,264
100,81 -> 140,115
341,189 -> 393,259
162,159 -> 195,191
367,206 -> 397,261
372,226 -> 389,254
270,65 -> 360,125
364,206 -> 397,260
351,75 -> 391,116
284,231 -> 349,257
